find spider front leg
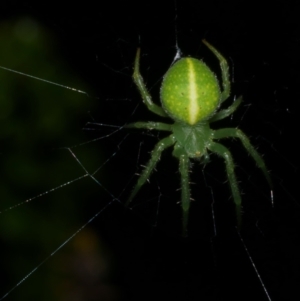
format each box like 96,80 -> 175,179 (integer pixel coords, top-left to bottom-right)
214,128 -> 272,187
178,151 -> 191,237
126,135 -> 176,206
208,142 -> 242,227
133,48 -> 168,118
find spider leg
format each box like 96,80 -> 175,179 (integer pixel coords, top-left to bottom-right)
126,135 -> 176,206
208,142 -> 242,227
172,144 -> 192,236
178,152 -> 190,237
125,121 -> 172,131
209,96 -> 242,123
213,128 -> 272,187
133,48 -> 168,118
202,40 -> 230,103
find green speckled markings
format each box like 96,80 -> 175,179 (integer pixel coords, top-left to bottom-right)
160,58 -> 221,125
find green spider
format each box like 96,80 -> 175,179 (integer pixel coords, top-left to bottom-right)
125,40 -> 272,235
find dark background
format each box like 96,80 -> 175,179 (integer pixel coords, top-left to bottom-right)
0,1 -> 299,301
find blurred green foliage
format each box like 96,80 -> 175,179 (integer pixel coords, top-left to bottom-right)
0,18 -> 117,301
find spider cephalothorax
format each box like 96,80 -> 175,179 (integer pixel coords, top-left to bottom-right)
126,40 -> 271,235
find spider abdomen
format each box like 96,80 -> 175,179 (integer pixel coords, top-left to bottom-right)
160,57 -> 221,126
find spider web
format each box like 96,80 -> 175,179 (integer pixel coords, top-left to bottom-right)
0,3 -> 299,301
